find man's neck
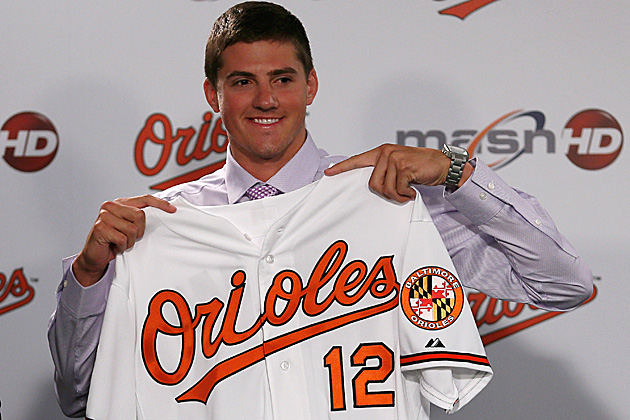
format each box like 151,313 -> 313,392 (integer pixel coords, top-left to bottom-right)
240,158 -> 290,182
230,135 -> 307,182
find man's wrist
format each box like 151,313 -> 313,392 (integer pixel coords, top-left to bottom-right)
442,144 -> 470,191
458,162 -> 474,187
61,257 -> 113,317
72,256 -> 107,287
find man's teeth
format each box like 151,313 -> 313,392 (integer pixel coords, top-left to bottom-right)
253,118 -> 279,124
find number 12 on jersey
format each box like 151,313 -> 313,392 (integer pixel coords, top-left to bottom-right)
323,342 -> 395,411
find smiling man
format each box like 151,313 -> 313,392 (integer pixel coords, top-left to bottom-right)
204,39 -> 318,181
48,2 -> 592,419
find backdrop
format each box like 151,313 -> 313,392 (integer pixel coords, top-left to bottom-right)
1,1 -> 627,419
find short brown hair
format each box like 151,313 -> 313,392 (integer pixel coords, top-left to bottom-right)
204,1 -> 314,87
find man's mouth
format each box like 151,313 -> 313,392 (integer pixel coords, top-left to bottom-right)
252,118 -> 281,125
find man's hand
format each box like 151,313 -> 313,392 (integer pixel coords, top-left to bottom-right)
325,144 -> 472,203
72,195 -> 177,287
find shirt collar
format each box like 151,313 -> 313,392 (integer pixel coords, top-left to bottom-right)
225,132 -> 321,204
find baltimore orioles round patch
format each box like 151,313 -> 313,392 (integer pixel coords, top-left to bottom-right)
401,266 -> 464,330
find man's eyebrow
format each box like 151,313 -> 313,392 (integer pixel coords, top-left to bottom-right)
226,70 -> 256,79
268,67 -> 298,76
225,67 -> 299,79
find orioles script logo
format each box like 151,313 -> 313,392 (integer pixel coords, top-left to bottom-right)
141,240 -> 399,404
434,0 -> 502,20
468,286 -> 598,345
0,268 -> 35,316
134,112 -> 228,191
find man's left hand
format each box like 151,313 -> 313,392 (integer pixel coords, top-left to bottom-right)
324,144 -> 472,203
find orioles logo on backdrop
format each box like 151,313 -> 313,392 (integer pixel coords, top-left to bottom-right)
0,268 -> 35,316
401,266 -> 464,330
469,286 -> 597,345
432,0 -> 502,19
141,240 -> 400,404
134,112 -> 228,191
189,0 -> 501,20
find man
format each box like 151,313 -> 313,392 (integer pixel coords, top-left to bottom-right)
48,1 -> 592,418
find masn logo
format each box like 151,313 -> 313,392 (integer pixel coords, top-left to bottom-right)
1,112 -> 59,172
397,108 -> 623,171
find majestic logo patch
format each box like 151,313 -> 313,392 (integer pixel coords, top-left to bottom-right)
425,338 -> 446,348
401,266 -> 464,330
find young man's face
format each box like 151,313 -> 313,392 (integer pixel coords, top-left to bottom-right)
205,40 -> 318,179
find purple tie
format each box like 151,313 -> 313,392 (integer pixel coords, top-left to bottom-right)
246,183 -> 281,201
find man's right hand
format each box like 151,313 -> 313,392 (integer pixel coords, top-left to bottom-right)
72,195 -> 177,287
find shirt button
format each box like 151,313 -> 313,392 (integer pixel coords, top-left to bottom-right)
244,233 -> 252,241
265,254 -> 275,264
276,227 -> 284,235
488,182 -> 495,190
534,219 -> 542,226
479,192 -> 487,200
280,361 -> 290,371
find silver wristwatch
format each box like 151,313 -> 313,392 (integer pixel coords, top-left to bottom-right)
442,144 -> 469,191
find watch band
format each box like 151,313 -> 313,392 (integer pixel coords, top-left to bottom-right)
442,144 -> 469,191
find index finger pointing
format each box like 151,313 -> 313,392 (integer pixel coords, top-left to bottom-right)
324,149 -> 380,176
118,195 -> 177,213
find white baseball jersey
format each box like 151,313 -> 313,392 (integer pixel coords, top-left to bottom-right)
86,167 -> 492,420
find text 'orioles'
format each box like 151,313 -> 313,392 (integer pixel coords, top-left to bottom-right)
141,240 -> 399,403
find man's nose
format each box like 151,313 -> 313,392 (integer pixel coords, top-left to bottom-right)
253,84 -> 279,110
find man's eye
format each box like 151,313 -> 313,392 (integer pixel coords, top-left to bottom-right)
277,77 -> 292,84
234,79 -> 250,86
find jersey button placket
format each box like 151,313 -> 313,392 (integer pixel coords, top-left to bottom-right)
258,232 -> 278,330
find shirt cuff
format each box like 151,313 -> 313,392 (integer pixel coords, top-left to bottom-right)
59,255 -> 113,319
444,158 -> 508,226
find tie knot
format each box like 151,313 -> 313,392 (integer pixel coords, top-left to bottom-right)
246,183 -> 281,201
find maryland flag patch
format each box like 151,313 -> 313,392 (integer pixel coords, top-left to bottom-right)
401,266 -> 464,330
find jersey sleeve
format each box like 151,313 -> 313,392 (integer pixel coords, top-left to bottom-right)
86,253 -> 138,420
398,193 -> 492,414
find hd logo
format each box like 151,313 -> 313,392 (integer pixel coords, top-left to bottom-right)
563,109 -> 623,170
0,112 -> 59,172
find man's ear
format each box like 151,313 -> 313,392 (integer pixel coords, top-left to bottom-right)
204,78 -> 220,113
306,69 -> 318,106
